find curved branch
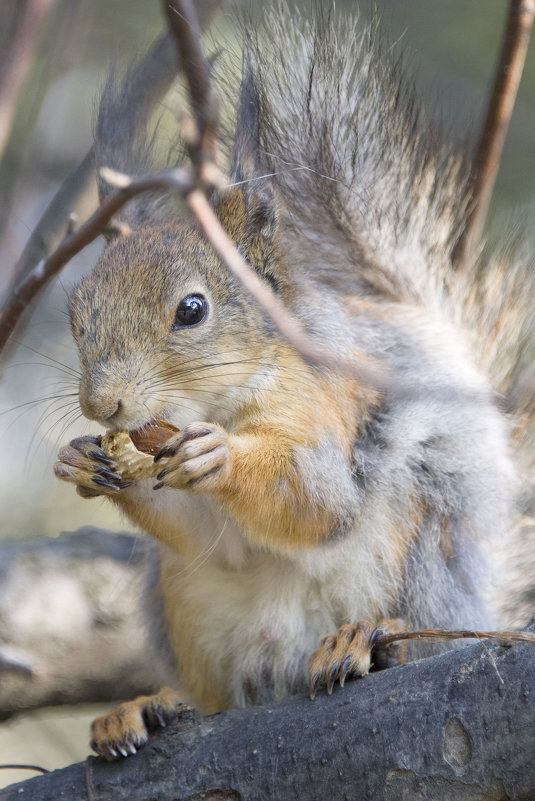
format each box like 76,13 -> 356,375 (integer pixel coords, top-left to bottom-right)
0,32 -> 179,361
0,166 -> 192,354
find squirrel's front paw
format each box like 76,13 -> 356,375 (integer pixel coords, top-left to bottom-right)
54,435 -> 133,498
308,618 -> 406,699
153,422 -> 230,493
90,686 -> 185,760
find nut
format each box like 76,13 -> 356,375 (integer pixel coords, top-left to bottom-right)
130,420 -> 179,455
101,421 -> 177,480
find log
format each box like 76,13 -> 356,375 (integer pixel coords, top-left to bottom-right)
0,528 -> 173,716
2,629 -> 534,801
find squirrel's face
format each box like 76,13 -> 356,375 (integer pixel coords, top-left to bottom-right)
69,218 -> 282,431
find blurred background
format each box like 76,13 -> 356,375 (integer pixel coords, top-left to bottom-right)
0,0 -> 534,788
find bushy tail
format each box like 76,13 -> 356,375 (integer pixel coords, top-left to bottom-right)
234,5 -> 470,305
240,5 -> 535,459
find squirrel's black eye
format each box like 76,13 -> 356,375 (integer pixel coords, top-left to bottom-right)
172,294 -> 208,329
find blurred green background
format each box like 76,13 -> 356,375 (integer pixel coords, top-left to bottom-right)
0,0 -> 533,786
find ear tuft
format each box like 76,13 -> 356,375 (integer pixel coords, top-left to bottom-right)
214,61 -> 286,291
231,62 -> 262,187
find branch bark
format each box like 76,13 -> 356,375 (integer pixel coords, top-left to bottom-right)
453,0 -> 535,271
2,628 -> 534,801
0,528 -> 173,717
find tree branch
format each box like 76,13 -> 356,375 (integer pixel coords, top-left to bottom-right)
0,528 -> 173,717
2,629 -> 534,800
0,0 -> 226,361
0,0 -> 55,165
0,31 -> 181,362
162,0 -> 219,167
0,165 -> 195,355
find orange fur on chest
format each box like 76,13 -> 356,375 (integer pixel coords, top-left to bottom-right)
213,351 -> 377,550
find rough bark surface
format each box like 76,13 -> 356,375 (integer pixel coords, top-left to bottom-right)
2,630 -> 534,801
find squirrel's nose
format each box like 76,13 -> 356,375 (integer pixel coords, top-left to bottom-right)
79,388 -> 123,424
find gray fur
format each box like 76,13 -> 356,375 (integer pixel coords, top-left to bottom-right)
85,4 -> 534,688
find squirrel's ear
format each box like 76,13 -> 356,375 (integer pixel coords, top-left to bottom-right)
215,184 -> 280,272
215,65 -> 282,285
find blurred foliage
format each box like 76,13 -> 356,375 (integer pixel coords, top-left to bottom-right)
372,0 -> 535,216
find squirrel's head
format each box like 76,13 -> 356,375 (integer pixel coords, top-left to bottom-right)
69,179 -> 293,431
73,59 -> 297,430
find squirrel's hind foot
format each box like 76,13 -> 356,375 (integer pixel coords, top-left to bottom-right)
90,686 -> 185,760
308,618 -> 406,699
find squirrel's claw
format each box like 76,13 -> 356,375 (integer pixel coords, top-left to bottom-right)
308,618 -> 406,698
89,686 -> 185,761
88,448 -> 115,466
152,422 -> 231,493
308,623 -> 372,699
54,436 -> 129,498
308,670 -> 321,701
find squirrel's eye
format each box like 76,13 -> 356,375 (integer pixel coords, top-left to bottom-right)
172,294 -> 208,329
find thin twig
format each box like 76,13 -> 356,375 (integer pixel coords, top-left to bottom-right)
453,0 -> 535,272
0,2 -> 228,361
0,0 -> 55,165
162,0 -> 220,172
375,626 -> 535,649
0,764 -> 50,774
9,32 -> 178,291
0,34 -> 180,360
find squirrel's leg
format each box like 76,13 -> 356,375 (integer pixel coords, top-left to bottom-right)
89,686 -> 186,760
308,618 -> 407,699
54,435 -> 132,498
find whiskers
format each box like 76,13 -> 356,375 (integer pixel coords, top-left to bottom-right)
138,342 -> 317,424
1,343 -> 83,465
167,517 -> 229,582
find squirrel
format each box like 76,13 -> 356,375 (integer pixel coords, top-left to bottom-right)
53,6 -> 535,760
